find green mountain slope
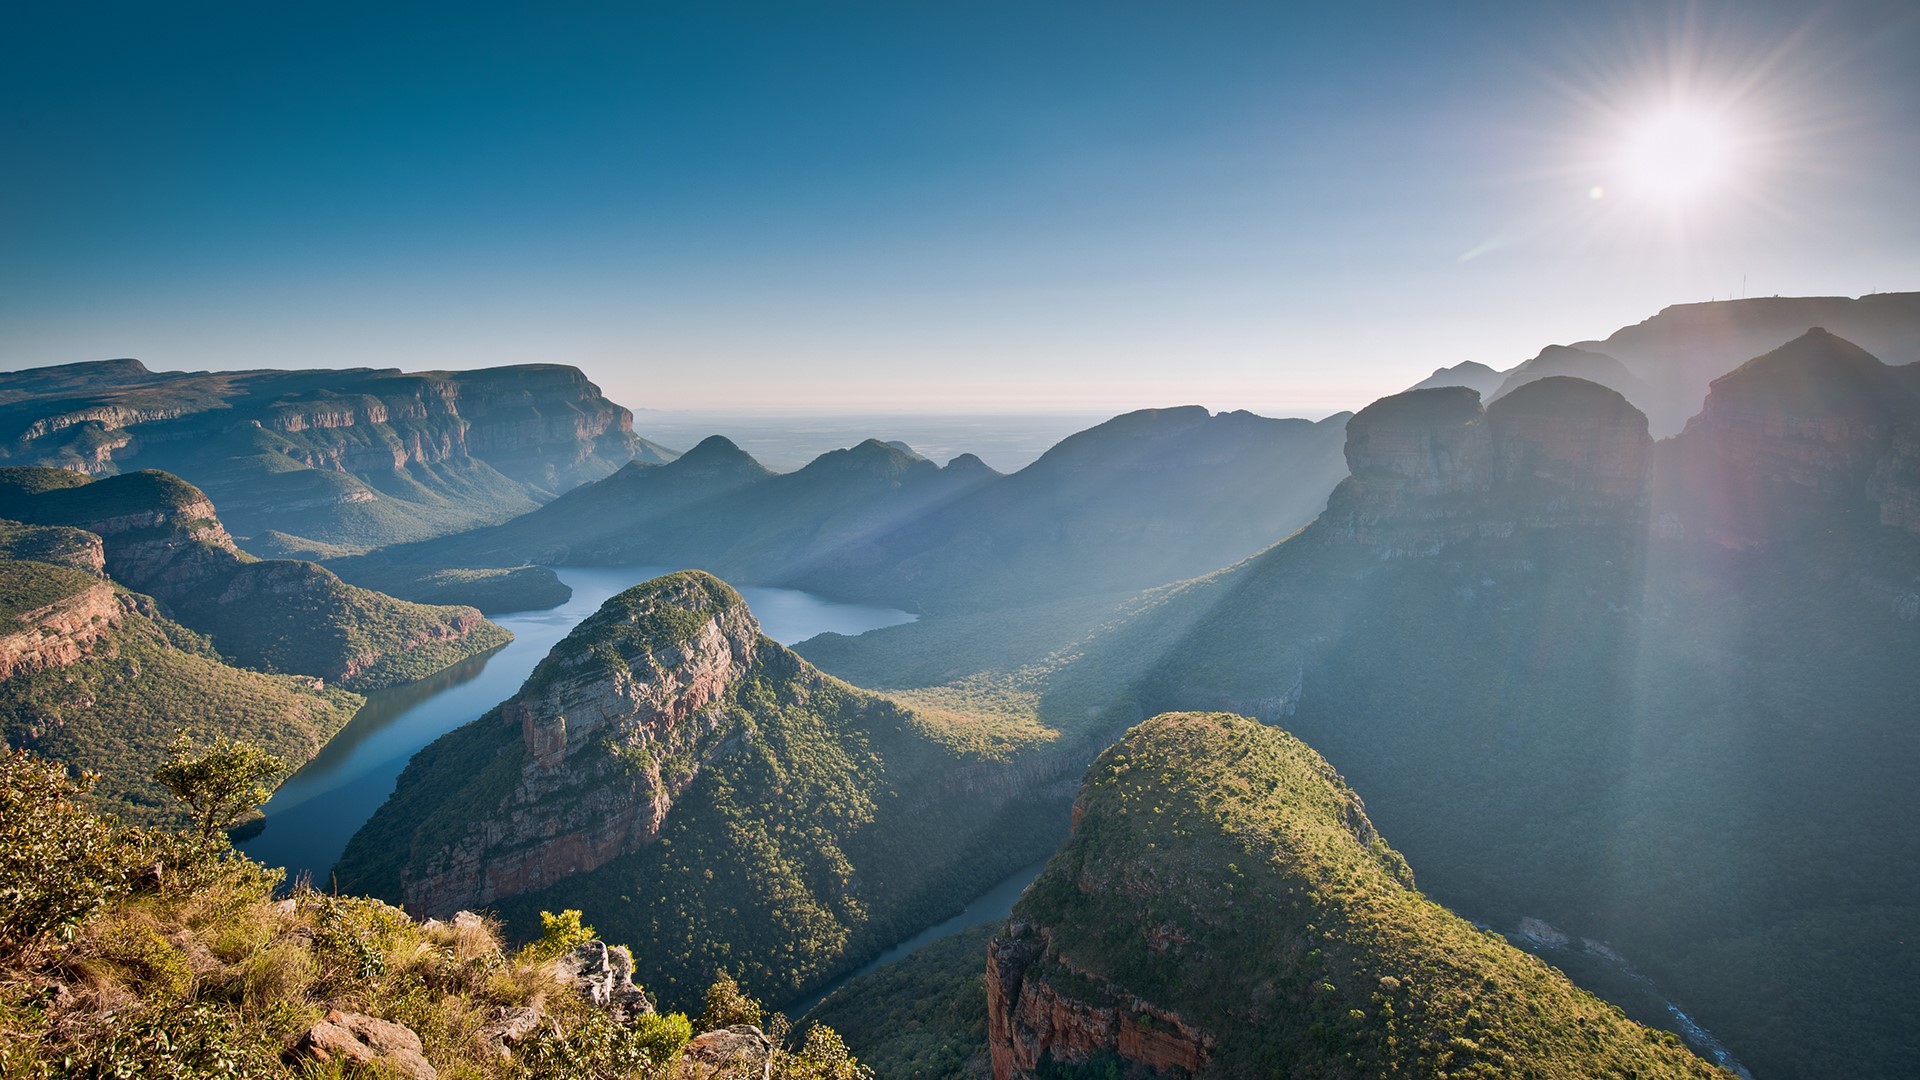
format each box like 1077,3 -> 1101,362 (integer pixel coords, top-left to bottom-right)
336,571 -> 1065,1011
0,467 -> 510,690
402,406 -> 1351,614
0,559 -> 362,826
986,713 -> 1726,1079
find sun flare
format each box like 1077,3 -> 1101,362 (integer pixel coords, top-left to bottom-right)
1616,108 -> 1738,202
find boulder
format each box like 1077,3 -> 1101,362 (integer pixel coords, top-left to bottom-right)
677,1024 -> 774,1079
290,1009 -> 436,1080
553,939 -> 653,1016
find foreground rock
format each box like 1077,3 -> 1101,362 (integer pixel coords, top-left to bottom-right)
291,1010 -> 436,1080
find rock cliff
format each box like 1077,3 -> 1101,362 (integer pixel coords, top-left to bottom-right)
0,359 -> 676,552
1323,377 -> 1650,554
985,713 -> 1726,1079
399,572 -> 759,914
0,567 -> 121,681
0,467 -> 508,690
1662,328 -> 1920,545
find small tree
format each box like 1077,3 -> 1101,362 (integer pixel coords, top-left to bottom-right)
775,1024 -> 874,1080
697,970 -> 763,1031
151,730 -> 288,842
521,908 -> 596,961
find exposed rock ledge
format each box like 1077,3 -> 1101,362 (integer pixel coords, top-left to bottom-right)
0,580 -> 121,681
400,572 -> 760,916
987,922 -> 1214,1080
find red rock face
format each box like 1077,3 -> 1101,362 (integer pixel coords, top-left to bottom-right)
400,582 -> 763,916
0,581 -> 121,681
986,927 -> 1214,1080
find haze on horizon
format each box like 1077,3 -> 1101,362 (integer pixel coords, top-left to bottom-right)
2,0 -> 1916,417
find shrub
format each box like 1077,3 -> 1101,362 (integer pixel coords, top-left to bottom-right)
0,749 -> 129,958
514,1008 -> 693,1079
520,908 -> 596,962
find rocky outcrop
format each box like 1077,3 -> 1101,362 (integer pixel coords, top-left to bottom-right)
0,467 -> 507,690
987,925 -> 1213,1080
1323,378 -> 1650,554
400,572 -> 761,916
290,1009 -> 437,1080
1487,375 -> 1651,497
0,577 -> 121,680
1665,329 -> 1920,545
1340,386 -> 1491,499
553,939 -> 654,1016
677,1025 -> 775,1080
1680,328 -> 1906,490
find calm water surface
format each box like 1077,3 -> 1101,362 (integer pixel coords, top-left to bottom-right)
238,566 -> 915,885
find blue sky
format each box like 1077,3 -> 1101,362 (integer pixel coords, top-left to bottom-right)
2,1 -> 1915,413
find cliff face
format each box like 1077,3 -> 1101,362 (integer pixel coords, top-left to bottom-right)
0,360 -> 675,552
984,714 -> 1725,1080
1663,329 -> 1920,545
0,467 -> 508,691
400,572 -> 759,915
986,929 -> 1214,1079
1323,377 -> 1650,555
0,572 -> 121,681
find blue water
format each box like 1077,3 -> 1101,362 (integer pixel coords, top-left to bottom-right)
237,566 -> 915,885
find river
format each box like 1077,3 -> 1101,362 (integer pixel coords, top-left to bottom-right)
237,566 -> 916,885
788,856 -> 1053,1019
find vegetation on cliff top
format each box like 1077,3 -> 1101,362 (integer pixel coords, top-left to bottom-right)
1001,712 -> 1725,1078
0,561 -> 98,624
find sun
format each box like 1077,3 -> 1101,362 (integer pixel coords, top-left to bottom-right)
1615,108 -> 1737,202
